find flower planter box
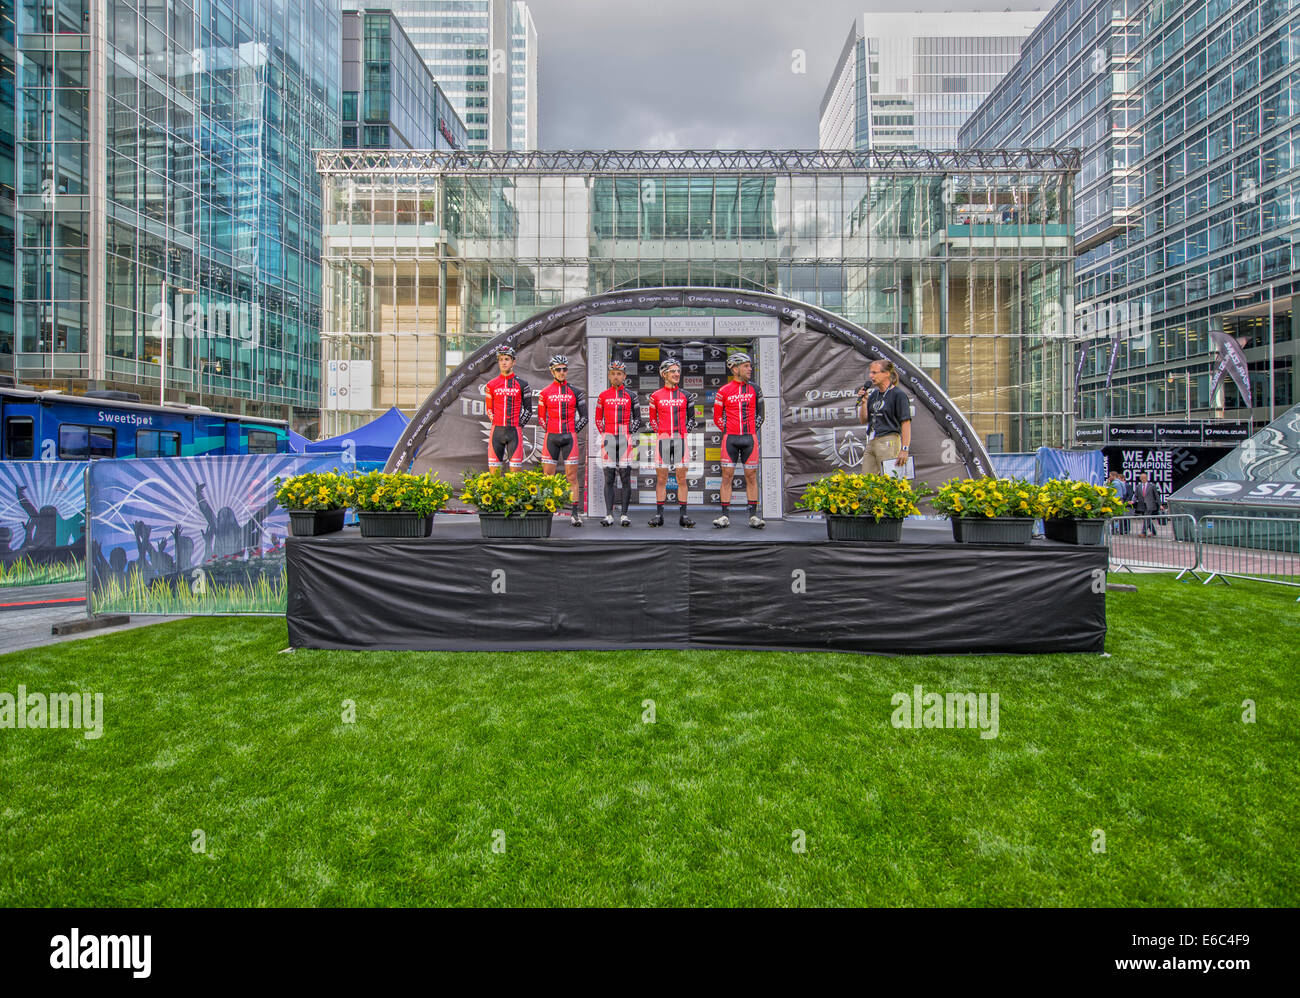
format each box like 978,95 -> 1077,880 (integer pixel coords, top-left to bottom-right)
288,508 -> 346,537
950,517 -> 1034,545
825,515 -> 904,542
1043,518 -> 1106,546
356,511 -> 434,538
479,512 -> 553,539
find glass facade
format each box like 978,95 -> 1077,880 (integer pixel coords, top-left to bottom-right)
317,149 -> 1076,451
13,0 -> 340,425
1,0 -> 14,383
508,0 -> 535,151
819,11 -> 1045,152
341,7 -> 467,150
383,0 -> 533,151
963,0 -> 1300,431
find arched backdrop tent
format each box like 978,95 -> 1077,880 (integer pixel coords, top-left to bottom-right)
1169,402 -> 1300,548
386,288 -> 995,515
308,406 -> 410,471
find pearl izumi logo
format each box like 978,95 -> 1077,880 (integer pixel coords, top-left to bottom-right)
0,687 -> 103,739
50,929 -> 151,978
891,685 -> 999,739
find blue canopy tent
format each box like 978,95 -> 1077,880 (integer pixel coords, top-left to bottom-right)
288,430 -> 310,453
306,407 -> 410,472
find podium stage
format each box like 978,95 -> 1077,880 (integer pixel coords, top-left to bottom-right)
285,518 -> 1106,655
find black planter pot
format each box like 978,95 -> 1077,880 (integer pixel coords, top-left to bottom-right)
479,511 -> 553,538
950,517 -> 1034,545
356,511 -> 434,538
825,515 -> 904,542
289,508 -> 346,537
1043,518 -> 1106,545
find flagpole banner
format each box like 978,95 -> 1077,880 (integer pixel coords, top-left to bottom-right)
0,461 -> 88,586
1209,323 -> 1252,404
86,453 -> 351,615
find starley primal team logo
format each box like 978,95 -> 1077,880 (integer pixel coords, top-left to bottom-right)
811,427 -> 867,469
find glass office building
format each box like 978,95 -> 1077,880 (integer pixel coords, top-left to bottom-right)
820,10 -> 1046,152
381,0 -> 535,151
12,0 -> 340,426
1,1 -> 14,383
316,148 -> 1077,450
963,0 -> 1300,433
341,6 -> 467,150
509,0 -> 536,151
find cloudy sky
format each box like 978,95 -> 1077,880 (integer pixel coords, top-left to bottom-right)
524,0 -> 1052,150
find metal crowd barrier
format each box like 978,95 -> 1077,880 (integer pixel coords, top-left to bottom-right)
1197,516 -> 1300,597
1106,514 -> 1201,580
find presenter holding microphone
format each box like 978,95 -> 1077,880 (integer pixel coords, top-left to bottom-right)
594,359 -> 642,527
646,357 -> 698,528
537,354 -> 587,526
857,359 -> 912,475
712,352 -> 765,529
484,345 -> 531,475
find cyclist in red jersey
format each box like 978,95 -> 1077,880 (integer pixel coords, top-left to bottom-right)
536,354 -> 587,526
483,345 -> 531,475
593,359 -> 641,527
711,352 -> 765,529
646,357 -> 698,528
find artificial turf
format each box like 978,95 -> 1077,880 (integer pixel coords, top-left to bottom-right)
0,574 -> 1296,907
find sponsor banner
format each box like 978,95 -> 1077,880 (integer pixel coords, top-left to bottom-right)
1202,420 -> 1251,441
705,362 -> 726,374
682,347 -> 704,361
0,461 -> 88,585
714,316 -> 779,336
1186,481 -> 1300,505
651,316 -> 713,338
1154,422 -> 1203,444
683,376 -> 704,390
1074,423 -> 1105,444
1209,322 -> 1252,403
1103,446 -> 1223,496
1107,423 -> 1155,443
638,347 -> 659,362
588,316 -> 650,337
87,452 -> 351,615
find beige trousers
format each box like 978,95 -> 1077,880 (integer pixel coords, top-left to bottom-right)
861,433 -> 902,475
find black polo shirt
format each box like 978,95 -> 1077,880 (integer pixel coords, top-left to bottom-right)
866,386 -> 910,437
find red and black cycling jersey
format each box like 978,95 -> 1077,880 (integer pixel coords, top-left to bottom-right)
537,381 -> 588,434
485,373 -> 532,428
647,386 -> 698,436
712,381 -> 764,436
594,385 -> 642,435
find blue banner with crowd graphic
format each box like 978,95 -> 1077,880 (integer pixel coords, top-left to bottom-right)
0,461 -> 89,586
87,453 -> 351,615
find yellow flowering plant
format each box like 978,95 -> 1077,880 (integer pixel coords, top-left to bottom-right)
273,470 -> 351,511
1039,479 -> 1128,519
795,471 -> 930,521
350,469 -> 451,516
931,476 -> 1043,519
460,470 -> 572,517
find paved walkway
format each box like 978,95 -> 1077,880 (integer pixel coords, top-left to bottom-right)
0,582 -> 185,655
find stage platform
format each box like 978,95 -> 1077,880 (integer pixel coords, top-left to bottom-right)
286,516 -> 1106,655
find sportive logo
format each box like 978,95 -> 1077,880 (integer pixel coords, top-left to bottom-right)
811,426 -> 866,469
1192,481 -> 1242,497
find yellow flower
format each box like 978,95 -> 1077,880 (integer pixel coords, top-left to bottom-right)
394,500 -> 402,508
545,500 -> 556,512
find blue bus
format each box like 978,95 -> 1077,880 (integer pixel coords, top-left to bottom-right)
1,389 -> 290,462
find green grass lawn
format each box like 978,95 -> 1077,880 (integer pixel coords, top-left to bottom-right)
1,574 -> 1296,907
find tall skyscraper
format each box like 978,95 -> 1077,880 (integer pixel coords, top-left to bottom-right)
509,0 -> 537,151
11,1 -> 341,425
1,0 -> 15,384
382,0 -> 537,151
820,9 -> 1046,151
962,0 -> 1299,432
